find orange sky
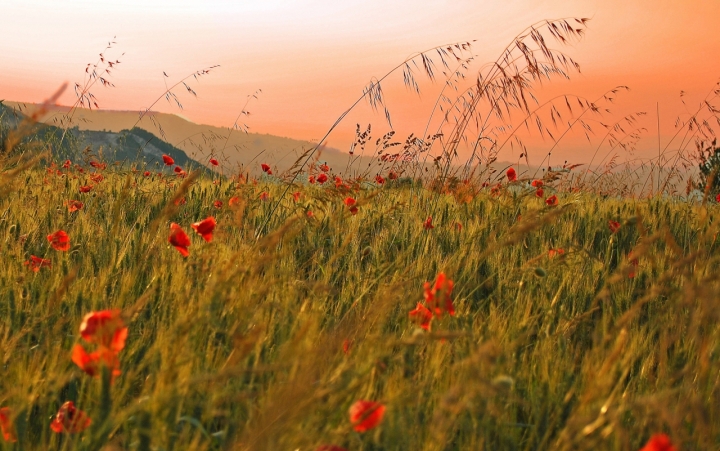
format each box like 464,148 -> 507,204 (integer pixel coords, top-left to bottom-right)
2,0 -> 719,165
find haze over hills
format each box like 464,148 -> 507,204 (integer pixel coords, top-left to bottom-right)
3,101 -> 375,175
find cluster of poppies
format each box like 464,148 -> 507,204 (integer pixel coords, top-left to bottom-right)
161,154 -> 188,177
506,167 -> 558,206
408,272 -> 455,331
24,230 -> 70,272
168,216 -> 217,257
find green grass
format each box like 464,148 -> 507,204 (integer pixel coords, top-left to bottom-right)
0,159 -> 719,451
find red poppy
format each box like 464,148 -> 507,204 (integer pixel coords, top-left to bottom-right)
342,339 -> 353,355
210,158 -> 219,166
317,173 -> 328,184
409,302 -> 433,330
319,163 -> 330,172
375,174 -> 385,185
260,192 -> 270,202
229,196 -> 240,206
79,310 -> 128,352
628,254 -> 639,279
388,170 -> 398,180
90,173 -> 104,183
307,210 -> 314,218
143,171 -> 151,177
423,216 -> 434,230
506,167 -> 517,182
174,166 -> 183,173
47,230 -> 71,252
545,195 -> 558,206
716,193 -> 720,203
334,176 -> 343,187
608,220 -> 621,233
62,159 -> 72,169
531,179 -> 543,187
293,192 -> 301,202
349,400 -> 385,432
0,407 -> 16,442
213,200 -> 223,209
191,217 -> 216,243
174,197 -> 187,206
548,248 -> 565,258
71,344 -> 121,378
423,272 -> 455,317
168,223 -> 190,257
261,163 -> 272,174
24,255 -> 51,272
162,155 -> 174,166
454,222 -> 462,231
535,188 -> 544,198
66,200 -> 84,212
309,175 -> 316,184
89,161 -> 106,170
344,197 -> 358,215
79,185 -> 92,193
50,401 -> 92,434
639,434 -> 675,451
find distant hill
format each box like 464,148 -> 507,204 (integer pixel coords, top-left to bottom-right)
2,101 -> 366,174
0,101 -> 203,169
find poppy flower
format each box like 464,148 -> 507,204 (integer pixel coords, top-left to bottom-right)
716,193 -> 720,203
174,166 -> 183,174
307,210 -> 314,218
639,434 -> 675,451
79,185 -> 92,193
0,407 -> 16,442
168,223 -> 190,257
261,163 -> 272,174
47,230 -> 70,251
531,179 -> 543,187
162,155 -> 174,166
628,254 -> 639,279
317,173 -> 328,184
349,400 -> 385,432
409,302 -> 433,330
319,163 -> 330,172
608,220 -> 621,233
260,192 -> 270,202
545,195 -> 558,206
389,170 -> 398,180
375,174 -> 385,185
89,161 -> 106,170
344,197 -> 358,215
79,310 -> 128,352
62,159 -> 72,169
213,200 -> 223,209
229,196 -> 240,206
71,344 -> 121,378
309,175 -> 316,184
66,200 -> 84,212
316,445 -> 347,451
50,401 -> 92,434
535,188 -> 544,198
506,167 -> 517,182
174,197 -> 187,206
191,217 -> 216,243
143,171 -> 151,177
423,272 -> 455,317
90,173 -> 104,183
342,339 -> 353,355
423,216 -> 434,230
210,158 -> 219,166
454,222 -> 462,231
292,192 -> 301,202
24,255 -> 51,272
548,248 -> 565,258
334,176 -> 343,187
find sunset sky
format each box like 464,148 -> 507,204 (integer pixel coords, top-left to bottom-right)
1,0 -> 719,165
